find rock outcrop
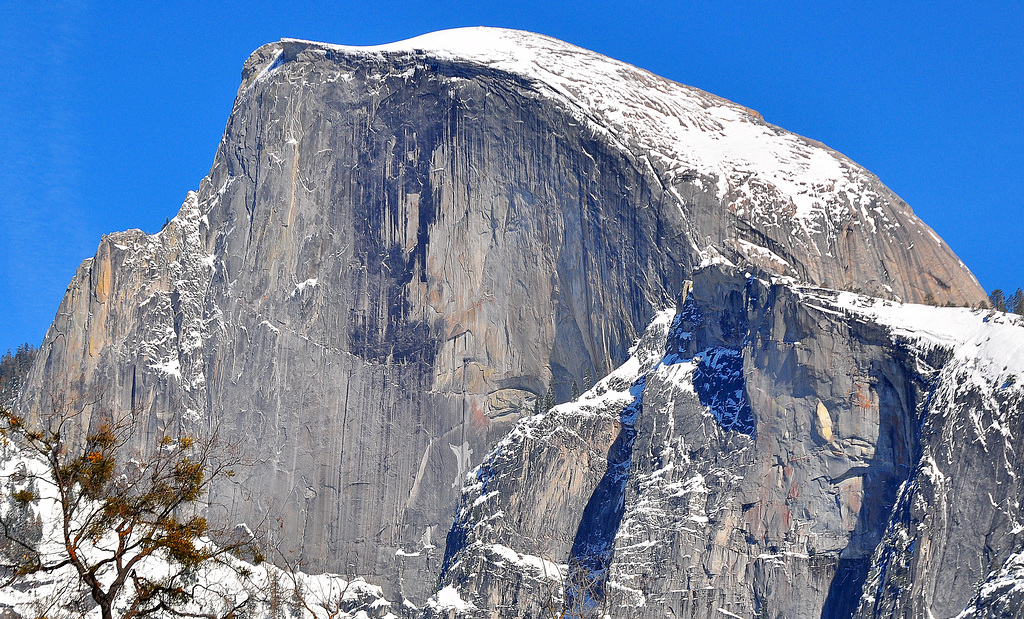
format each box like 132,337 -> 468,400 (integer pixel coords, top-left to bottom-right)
15,27 -> 1004,615
434,266 -> 1024,618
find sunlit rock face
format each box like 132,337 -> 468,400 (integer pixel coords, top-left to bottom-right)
17,28 -> 1002,614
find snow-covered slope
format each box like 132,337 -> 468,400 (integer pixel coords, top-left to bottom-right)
298,28 -> 883,230
813,290 -> 1024,385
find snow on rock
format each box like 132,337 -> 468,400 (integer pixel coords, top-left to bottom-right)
427,585 -> 476,613
954,550 -> 1024,618
300,27 -> 883,238
482,543 -> 564,580
804,288 -> 1024,385
149,356 -> 182,379
428,268 -> 1023,616
428,309 -> 681,617
292,278 -> 320,296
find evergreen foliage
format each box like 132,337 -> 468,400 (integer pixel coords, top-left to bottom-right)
0,344 -> 37,406
1008,288 -> 1024,315
988,288 -> 1024,314
990,289 -> 1007,312
543,380 -> 556,412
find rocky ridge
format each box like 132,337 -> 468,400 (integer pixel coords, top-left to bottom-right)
431,265 -> 1024,618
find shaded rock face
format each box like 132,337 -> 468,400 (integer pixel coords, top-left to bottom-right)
15,29 -> 999,613
855,338 -> 1024,618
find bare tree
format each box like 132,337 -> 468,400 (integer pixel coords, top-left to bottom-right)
0,396 -> 263,619
538,555 -> 612,619
265,535 -> 379,619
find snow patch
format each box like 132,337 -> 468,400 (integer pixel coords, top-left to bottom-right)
292,278 -> 320,296
149,357 -> 181,379
429,585 -> 475,612
483,544 -> 564,580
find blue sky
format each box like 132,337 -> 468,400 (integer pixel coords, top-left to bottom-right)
1,1 -> 1022,353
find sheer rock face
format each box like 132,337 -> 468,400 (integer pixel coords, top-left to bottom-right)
853,329 -> 1024,618
17,28 -> 993,610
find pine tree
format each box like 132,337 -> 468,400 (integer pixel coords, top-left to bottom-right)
0,343 -> 37,406
543,380 -> 556,412
1010,288 -> 1024,315
0,400 -> 262,619
571,380 -> 580,401
583,367 -> 593,390
990,289 -> 1007,312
